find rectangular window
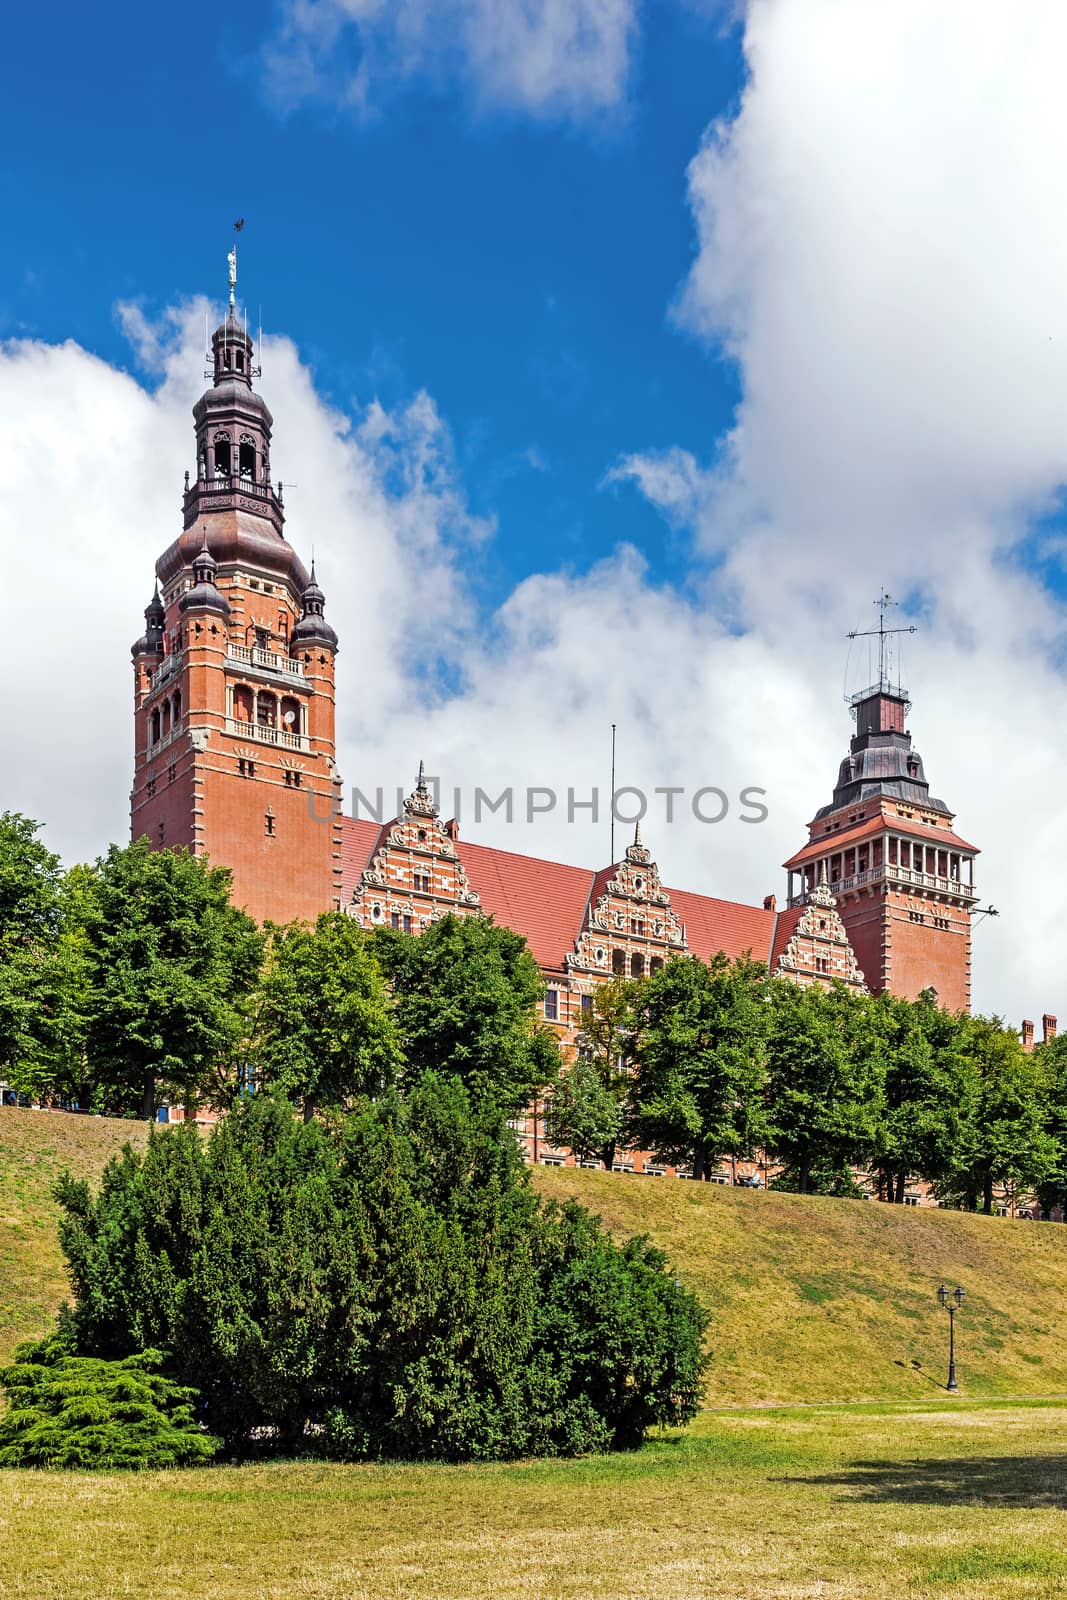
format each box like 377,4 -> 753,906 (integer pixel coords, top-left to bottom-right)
580,993 -> 593,1015
168,764 -> 176,783
265,813 -> 275,836
544,990 -> 559,1022
402,915 -> 412,934
391,912 -> 400,929
146,778 -> 156,799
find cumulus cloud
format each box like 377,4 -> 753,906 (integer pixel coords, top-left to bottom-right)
262,0 -> 640,123
7,0 -> 1067,1026
610,0 -> 1067,1020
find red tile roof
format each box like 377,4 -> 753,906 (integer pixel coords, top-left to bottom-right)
457,838 -> 597,972
339,816 -> 380,891
768,905 -> 806,971
666,886 -> 776,967
339,815 -> 819,977
783,813 -> 979,870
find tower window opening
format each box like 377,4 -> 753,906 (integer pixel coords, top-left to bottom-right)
233,685 -> 253,723
214,436 -> 231,477
239,440 -> 256,480
161,701 -> 171,736
235,349 -> 245,373
257,692 -> 277,728
172,688 -> 182,722
265,812 -> 275,837
150,708 -> 161,744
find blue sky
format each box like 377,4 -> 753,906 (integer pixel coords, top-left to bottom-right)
5,1 -> 1067,1021
1,1 -> 743,611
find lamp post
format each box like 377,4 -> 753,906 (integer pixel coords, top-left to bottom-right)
937,1283 -> 965,1392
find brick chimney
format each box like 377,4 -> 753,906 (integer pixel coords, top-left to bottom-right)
1022,1019 -> 1035,1052
764,893 -> 777,911
1043,1013 -> 1058,1044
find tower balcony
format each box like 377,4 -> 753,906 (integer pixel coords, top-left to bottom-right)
183,473 -> 284,535
788,861 -> 979,909
225,717 -> 309,752
225,642 -> 305,681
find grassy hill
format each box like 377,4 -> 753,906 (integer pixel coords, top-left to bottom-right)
2,1106 -> 1066,1403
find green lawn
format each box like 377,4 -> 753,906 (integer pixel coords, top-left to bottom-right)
0,1402 -> 1065,1598
3,1107 -> 1067,1405
3,1109 -> 1067,1596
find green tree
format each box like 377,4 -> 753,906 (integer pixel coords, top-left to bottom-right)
56,1099 -> 373,1452
941,1016 -> 1055,1213
373,914 -> 560,1114
54,1082 -> 707,1460
1035,1031 -> 1067,1215
867,991 -> 973,1201
0,1334 -> 218,1469
544,977 -> 639,1170
0,813 -> 65,1090
252,912 -> 401,1120
627,954 -> 769,1179
763,980 -> 882,1194
77,839 -> 263,1119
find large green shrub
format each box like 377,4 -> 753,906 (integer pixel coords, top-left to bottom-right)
54,1085 -> 707,1460
0,1335 -> 218,1469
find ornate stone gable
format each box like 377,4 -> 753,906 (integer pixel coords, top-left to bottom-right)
348,764 -> 482,934
566,826 -> 687,982
773,877 -> 866,992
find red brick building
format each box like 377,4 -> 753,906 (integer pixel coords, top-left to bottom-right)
130,291 -> 981,1179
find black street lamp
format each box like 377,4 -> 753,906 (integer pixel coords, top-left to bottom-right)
937,1283 -> 965,1392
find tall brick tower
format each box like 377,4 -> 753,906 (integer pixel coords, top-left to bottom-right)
130,250 -> 343,924
783,615 -> 979,1012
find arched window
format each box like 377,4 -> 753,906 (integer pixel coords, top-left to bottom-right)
612,950 -> 626,976
235,349 -> 245,372
171,688 -> 182,723
150,708 -> 161,744
650,957 -> 664,974
257,692 -> 277,729
280,695 -> 300,735
630,953 -> 645,978
161,700 -> 171,736
233,684 -> 253,723
239,436 -> 256,480
214,433 -> 231,477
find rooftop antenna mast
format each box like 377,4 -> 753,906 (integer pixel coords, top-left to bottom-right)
610,723 -> 617,864
845,590 -> 917,713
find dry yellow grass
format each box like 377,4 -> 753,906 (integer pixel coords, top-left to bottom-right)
533,1166 -> 1067,1405
0,1109 -> 149,1358
0,1403 -> 1065,1599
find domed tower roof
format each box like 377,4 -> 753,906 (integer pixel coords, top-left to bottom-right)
290,562 -> 338,651
131,584 -> 166,659
179,539 -> 231,619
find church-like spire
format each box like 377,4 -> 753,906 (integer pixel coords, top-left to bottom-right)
290,565 -> 338,652
179,536 -> 230,619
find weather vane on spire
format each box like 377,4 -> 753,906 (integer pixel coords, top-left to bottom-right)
845,590 -> 917,709
228,218 -> 245,309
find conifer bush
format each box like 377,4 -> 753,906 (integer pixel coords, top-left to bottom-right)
0,1335 -> 219,1469
51,1085 -> 707,1461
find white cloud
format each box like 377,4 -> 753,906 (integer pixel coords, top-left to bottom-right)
608,0 -> 1067,1022
9,0 -> 1067,1029
262,0 -> 640,123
